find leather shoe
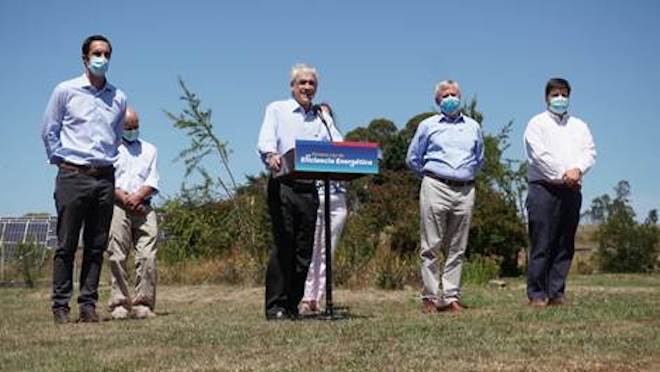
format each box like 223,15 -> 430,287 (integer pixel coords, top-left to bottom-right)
548,297 -> 566,306
421,299 -> 438,314
78,306 -> 100,323
528,298 -> 548,308
53,308 -> 70,324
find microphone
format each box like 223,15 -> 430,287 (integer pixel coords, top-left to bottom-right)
313,104 -> 333,141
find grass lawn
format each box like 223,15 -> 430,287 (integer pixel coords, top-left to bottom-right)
1,274 -> 658,371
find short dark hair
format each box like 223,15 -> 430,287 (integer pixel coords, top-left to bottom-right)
545,78 -> 571,97
81,35 -> 112,57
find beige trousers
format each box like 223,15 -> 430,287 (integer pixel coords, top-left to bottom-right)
419,176 -> 474,305
107,204 -> 159,310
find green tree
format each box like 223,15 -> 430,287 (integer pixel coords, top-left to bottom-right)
585,181 -> 659,273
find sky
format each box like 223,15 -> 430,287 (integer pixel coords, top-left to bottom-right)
1,0 -> 659,219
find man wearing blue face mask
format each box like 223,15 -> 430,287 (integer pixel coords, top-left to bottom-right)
406,80 -> 484,314
41,35 -> 127,323
524,78 -> 596,308
107,107 -> 160,320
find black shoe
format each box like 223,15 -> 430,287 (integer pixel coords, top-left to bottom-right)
266,309 -> 288,321
78,306 -> 100,323
53,308 -> 70,324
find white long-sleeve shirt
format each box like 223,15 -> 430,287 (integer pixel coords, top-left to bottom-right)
524,110 -> 596,183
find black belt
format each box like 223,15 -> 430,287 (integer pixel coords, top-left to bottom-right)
530,180 -> 581,191
424,172 -> 474,187
59,161 -> 114,177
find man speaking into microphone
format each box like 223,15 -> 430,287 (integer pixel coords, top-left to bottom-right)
256,63 -> 337,320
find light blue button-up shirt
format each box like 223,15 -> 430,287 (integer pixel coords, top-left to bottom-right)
406,113 -> 484,181
41,74 -> 127,166
256,98 -> 339,165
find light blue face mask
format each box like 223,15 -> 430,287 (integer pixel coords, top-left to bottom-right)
123,129 -> 139,142
88,56 -> 109,77
439,95 -> 461,115
549,96 -> 569,114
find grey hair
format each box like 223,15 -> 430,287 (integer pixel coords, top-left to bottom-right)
434,80 -> 461,98
290,63 -> 318,85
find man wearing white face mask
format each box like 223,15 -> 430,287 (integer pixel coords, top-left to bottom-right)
106,107 -> 160,320
41,34 -> 127,323
406,80 -> 484,314
524,78 -> 596,308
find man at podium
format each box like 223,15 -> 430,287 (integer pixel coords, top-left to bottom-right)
256,63 -> 336,320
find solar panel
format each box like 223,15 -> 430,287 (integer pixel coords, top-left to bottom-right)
0,217 -> 59,262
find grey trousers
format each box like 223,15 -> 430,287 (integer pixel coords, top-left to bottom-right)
419,176 -> 475,305
107,204 -> 159,310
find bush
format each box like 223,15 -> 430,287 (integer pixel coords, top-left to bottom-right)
462,255 -> 501,285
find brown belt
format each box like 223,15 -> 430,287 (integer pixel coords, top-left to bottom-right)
424,172 -> 474,187
59,161 -> 114,177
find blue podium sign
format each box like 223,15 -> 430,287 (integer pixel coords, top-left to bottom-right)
295,140 -> 379,175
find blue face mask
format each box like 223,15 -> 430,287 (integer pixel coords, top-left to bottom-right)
549,96 -> 569,114
439,95 -> 461,115
88,56 -> 109,77
123,129 -> 139,142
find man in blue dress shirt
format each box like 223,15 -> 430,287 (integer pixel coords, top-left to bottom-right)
406,80 -> 484,314
256,63 -> 333,320
41,35 -> 127,323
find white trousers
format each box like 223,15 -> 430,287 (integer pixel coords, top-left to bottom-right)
303,192 -> 348,304
419,177 -> 474,305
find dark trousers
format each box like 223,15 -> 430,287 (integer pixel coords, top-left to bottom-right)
265,177 -> 319,317
52,168 -> 115,310
526,182 -> 582,300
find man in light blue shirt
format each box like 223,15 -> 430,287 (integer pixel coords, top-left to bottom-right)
41,35 -> 127,324
256,63 -> 333,320
406,79 -> 484,314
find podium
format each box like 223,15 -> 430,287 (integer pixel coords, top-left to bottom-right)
275,140 -> 379,319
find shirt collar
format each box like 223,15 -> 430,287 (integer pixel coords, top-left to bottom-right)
77,73 -> 114,93
546,109 -> 569,125
287,98 -> 314,115
438,112 -> 465,124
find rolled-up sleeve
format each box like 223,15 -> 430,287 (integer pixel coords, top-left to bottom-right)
256,103 -> 278,165
144,147 -> 160,194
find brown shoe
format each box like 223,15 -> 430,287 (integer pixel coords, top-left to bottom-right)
53,308 -> 70,324
528,298 -> 548,308
78,306 -> 100,323
421,299 -> 438,314
439,301 -> 465,313
548,297 -> 566,306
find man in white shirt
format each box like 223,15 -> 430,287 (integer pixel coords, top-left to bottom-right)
256,64 -> 334,320
106,107 -> 160,319
524,78 -> 596,307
